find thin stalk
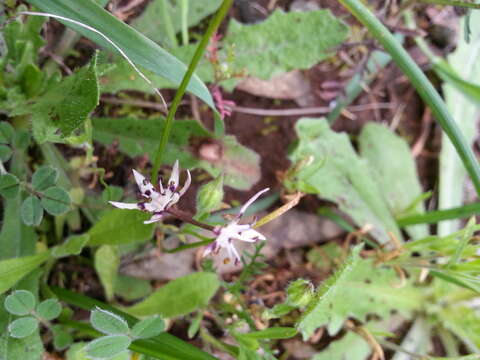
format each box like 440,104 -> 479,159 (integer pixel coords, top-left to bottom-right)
151,0 -> 233,184
338,0 -> 480,197
397,202 -> 480,226
415,0 -> 480,9
180,0 -> 189,45
166,208 -> 215,231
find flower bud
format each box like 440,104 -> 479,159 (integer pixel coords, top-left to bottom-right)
286,279 -> 314,308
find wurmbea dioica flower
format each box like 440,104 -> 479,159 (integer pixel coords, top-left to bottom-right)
109,160 -> 191,224
203,188 -> 269,265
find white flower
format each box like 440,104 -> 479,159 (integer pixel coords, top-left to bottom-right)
203,188 -> 269,265
109,160 -> 191,224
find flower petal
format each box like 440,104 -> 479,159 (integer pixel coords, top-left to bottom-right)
239,188 -> 270,218
168,160 -> 180,190
178,169 -> 191,197
109,201 -> 139,210
132,169 -> 156,198
238,229 -> 266,242
143,213 -> 163,224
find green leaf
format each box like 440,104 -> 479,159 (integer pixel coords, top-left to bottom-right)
8,317 -> 39,339
358,122 -> 428,239
223,10 -> 348,80
0,252 -> 51,295
94,245 -> 119,302
52,234 -> 90,258
36,298 -> 61,320
437,11 -> 480,237
92,116 -> 209,169
4,290 -> 36,316
287,118 -> 401,244
93,116 -> 259,190
90,308 -> 130,335
131,316 -> 165,339
31,165 -> 58,191
88,209 -> 155,246
30,55 -> 99,143
437,304 -> 480,352
85,335 -> 131,358
242,327 -> 297,340
132,0 -> 222,47
297,244 -> 422,338
196,175 -> 224,215
312,331 -> 371,360
52,325 -> 73,351
40,186 -> 71,216
20,196 -> 43,226
0,122 -> 14,144
0,174 -> 20,199
0,145 -> 12,162
0,330 -> 43,360
127,272 -> 220,318
25,0 -> 216,112
114,276 -> 152,302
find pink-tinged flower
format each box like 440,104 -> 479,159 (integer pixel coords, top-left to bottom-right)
212,85 -> 235,120
203,188 -> 269,265
109,160 -> 191,224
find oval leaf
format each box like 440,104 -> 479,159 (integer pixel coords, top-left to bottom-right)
41,186 -> 71,216
36,298 -> 62,320
21,195 -> 44,226
32,165 -> 59,191
0,122 -> 14,144
85,335 -> 131,358
131,316 -> 165,339
0,174 -> 20,199
4,290 -> 36,315
127,272 -> 220,318
8,316 -> 39,338
0,144 -> 12,162
90,308 -> 130,335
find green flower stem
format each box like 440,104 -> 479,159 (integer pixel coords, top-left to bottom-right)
151,0 -> 233,184
338,0 -> 480,197
397,202 -> 480,226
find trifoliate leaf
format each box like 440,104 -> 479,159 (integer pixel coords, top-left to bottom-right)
40,186 -> 71,216
4,290 -> 36,315
52,325 -> 73,351
21,195 -> 43,226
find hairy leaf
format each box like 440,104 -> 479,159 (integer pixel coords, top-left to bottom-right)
132,0 -> 222,47
312,331 -> 371,360
94,245 -> 119,302
297,245 -> 422,338
358,123 -> 428,239
288,118 -> 401,244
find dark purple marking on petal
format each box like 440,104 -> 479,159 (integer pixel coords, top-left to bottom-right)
234,257 -> 240,266
142,179 -> 148,186
138,202 -> 146,211
145,190 -> 151,196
